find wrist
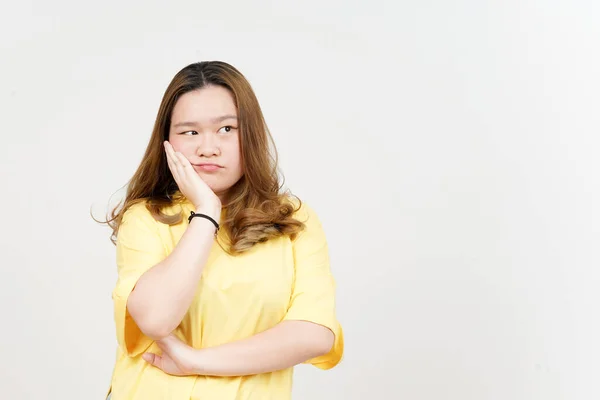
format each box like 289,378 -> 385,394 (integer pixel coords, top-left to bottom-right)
193,204 -> 221,222
192,348 -> 215,375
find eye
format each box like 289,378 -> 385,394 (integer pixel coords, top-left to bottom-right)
180,131 -> 198,136
218,125 -> 236,134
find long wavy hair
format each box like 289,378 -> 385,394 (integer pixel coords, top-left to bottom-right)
95,61 -> 305,254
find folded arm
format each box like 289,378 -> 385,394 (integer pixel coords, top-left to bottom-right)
193,320 -> 334,376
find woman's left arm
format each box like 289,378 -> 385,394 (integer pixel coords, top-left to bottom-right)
144,320 -> 334,376
196,320 -> 334,376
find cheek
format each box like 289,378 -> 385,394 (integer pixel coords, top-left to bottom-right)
167,134 -> 181,149
223,140 -> 242,166
169,137 -> 192,155
236,156 -> 244,174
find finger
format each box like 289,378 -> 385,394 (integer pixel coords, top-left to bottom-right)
174,152 -> 192,171
142,352 -> 163,369
165,141 -> 181,168
164,142 -> 180,181
171,152 -> 193,184
172,154 -> 187,182
164,141 -> 178,165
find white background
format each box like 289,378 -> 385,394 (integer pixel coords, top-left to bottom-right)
1,0 -> 598,399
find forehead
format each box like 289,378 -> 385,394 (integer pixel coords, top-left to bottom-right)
171,86 -> 237,122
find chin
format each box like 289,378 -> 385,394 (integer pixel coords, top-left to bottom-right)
207,183 -> 229,195
204,177 -> 240,196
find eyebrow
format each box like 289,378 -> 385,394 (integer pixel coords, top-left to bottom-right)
172,115 -> 238,128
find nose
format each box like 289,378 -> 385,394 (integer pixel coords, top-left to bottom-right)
195,133 -> 220,158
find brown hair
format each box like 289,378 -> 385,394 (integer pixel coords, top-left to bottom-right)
95,61 -> 305,254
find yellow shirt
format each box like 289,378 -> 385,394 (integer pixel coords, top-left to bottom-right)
106,197 -> 344,400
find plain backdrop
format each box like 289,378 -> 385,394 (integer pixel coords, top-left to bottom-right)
0,0 -> 598,399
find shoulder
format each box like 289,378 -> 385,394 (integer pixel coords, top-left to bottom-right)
285,196 -> 319,222
122,201 -> 153,221
119,201 -> 162,235
123,200 -> 183,222
285,197 -> 327,242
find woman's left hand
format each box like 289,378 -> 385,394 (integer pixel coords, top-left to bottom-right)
142,334 -> 199,376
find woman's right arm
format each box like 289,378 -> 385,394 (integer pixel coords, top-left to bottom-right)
126,204 -> 220,340
126,140 -> 222,340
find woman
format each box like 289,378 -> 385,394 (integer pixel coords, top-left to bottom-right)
102,61 -> 344,399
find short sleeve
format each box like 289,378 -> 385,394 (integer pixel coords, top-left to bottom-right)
112,203 -> 166,357
282,203 -> 344,370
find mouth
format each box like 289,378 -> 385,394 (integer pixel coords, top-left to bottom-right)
192,163 -> 223,172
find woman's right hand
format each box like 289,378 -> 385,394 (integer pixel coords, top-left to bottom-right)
164,141 -> 222,219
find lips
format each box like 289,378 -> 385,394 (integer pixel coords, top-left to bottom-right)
193,163 -> 222,172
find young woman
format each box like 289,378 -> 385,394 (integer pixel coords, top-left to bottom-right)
102,61 -> 343,399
